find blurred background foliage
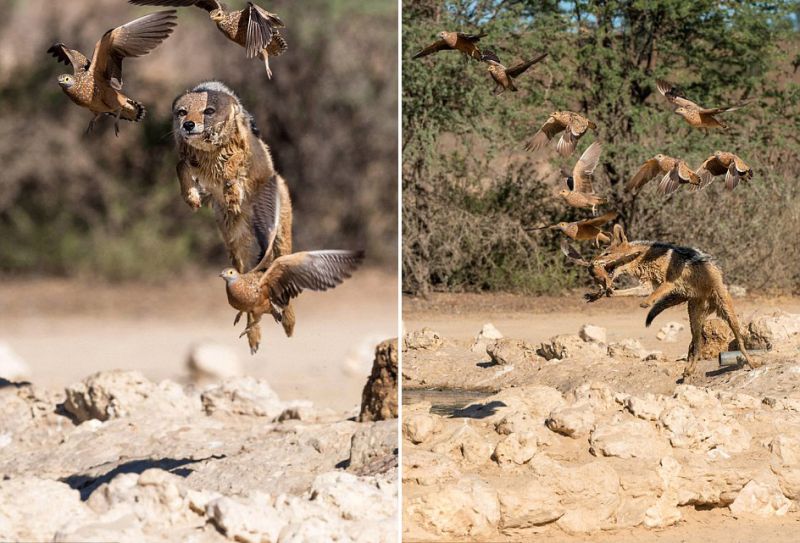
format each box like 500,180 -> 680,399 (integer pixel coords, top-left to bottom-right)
0,0 -> 397,281
403,0 -> 800,296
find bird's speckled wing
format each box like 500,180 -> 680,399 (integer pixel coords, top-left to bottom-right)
47,43 -> 90,72
128,0 -> 223,11
626,158 -> 661,192
695,155 -> 727,188
91,10 -> 177,88
560,239 -> 590,267
571,141 -> 602,193
656,78 -> 701,109
248,176 -> 281,274
412,39 -> 449,59
480,49 -> 502,63
581,211 -> 618,228
524,115 -> 566,151
245,2 -> 284,58
506,52 -> 547,78
261,250 -> 366,307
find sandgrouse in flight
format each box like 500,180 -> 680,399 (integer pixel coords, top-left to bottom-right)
219,176 -> 364,352
626,154 -> 700,195
129,0 -> 286,78
656,79 -> 747,130
48,10 -> 177,135
531,211 -> 619,247
412,31 -> 487,60
558,141 -> 607,214
695,151 -> 754,190
480,50 -> 547,94
525,111 -> 596,157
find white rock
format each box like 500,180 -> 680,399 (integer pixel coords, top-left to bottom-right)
470,323 -> 503,353
579,324 -> 607,344
0,342 -> 30,381
186,342 -> 243,382
201,376 -> 286,418
536,335 -> 605,361
407,476 -> 500,538
492,433 -> 537,466
207,494 -> 284,543
769,434 -> 800,499
624,394 -> 664,421
656,322 -> 684,343
546,404 -> 595,438
590,417 -> 669,459
403,412 -> 442,444
309,472 -> 394,522
730,479 -> 792,517
403,328 -> 443,351
607,338 -> 649,360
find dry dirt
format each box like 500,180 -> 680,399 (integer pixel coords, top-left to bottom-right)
0,269 -> 397,412
402,292 -> 800,542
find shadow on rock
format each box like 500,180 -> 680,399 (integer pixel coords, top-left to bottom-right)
451,401 -> 507,419
61,455 -> 225,500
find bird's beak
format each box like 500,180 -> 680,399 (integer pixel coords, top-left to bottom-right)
218,272 -> 225,278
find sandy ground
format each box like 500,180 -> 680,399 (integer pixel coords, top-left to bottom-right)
0,269 -> 398,412
404,292 -> 800,364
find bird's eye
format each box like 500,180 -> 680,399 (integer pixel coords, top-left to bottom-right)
176,109 -> 187,117
203,107 -> 216,115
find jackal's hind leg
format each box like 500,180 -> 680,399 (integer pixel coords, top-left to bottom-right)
714,293 -> 759,369
684,298 -> 710,379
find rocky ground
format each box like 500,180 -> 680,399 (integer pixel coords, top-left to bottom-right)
402,310 -> 800,541
0,340 -> 398,543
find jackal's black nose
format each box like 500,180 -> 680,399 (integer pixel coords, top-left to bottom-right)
182,120 -> 195,132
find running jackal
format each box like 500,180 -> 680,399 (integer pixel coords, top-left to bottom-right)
587,225 -> 757,379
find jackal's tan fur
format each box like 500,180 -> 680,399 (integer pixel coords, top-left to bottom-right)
171,81 -> 295,351
588,225 -> 756,379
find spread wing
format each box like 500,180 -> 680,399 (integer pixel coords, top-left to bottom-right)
560,239 -> 590,267
695,155 -> 727,189
91,10 -> 177,88
580,211 -> 618,228
266,31 -> 288,56
506,52 -> 547,78
261,250 -> 365,307
725,155 -> 753,190
656,78 -> 701,109
626,158 -> 662,192
524,115 -> 566,152
412,39 -> 449,59
245,2 -> 285,59
697,103 -> 746,114
47,43 -> 90,72
247,176 -> 281,274
658,161 -> 695,195
480,49 -> 502,63
127,0 -> 223,11
456,32 -> 487,42
556,115 -> 592,156
571,141 -> 602,193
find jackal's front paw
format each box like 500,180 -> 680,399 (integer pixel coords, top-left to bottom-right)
184,187 -> 202,210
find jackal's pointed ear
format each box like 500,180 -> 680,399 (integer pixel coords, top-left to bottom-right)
611,224 -> 627,246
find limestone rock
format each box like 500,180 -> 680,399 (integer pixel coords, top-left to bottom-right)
403,412 -> 442,445
201,376 -> 291,418
747,312 -> 800,350
546,404 -> 595,438
729,479 -> 792,517
607,338 -> 649,360
63,371 -> 199,422
624,394 -> 665,421
359,338 -> 398,422
486,338 -> 537,366
492,433 -> 537,466
769,434 -> 800,500
536,334 -> 604,361
206,494 -> 283,543
407,476 -> 500,538
470,323 -> 503,353
579,324 -> 607,344
590,417 -> 669,459
656,322 -> 684,343
186,342 -> 243,382
701,318 -> 734,359
0,342 -> 30,382
403,328 -> 443,351
348,420 -> 398,474
402,450 -> 462,486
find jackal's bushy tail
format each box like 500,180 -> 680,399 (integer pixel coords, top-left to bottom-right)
645,292 -> 688,327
